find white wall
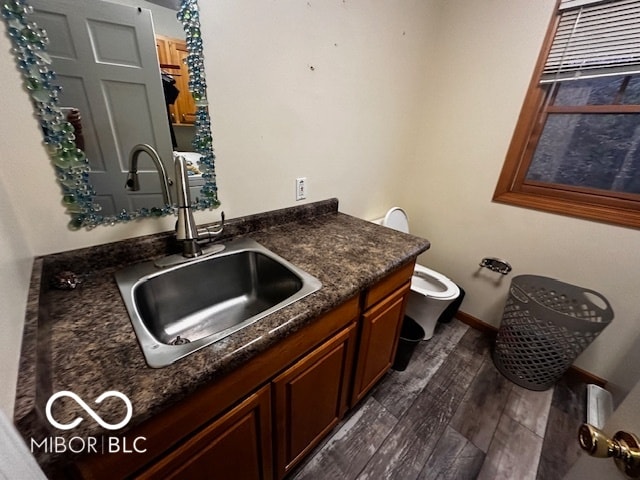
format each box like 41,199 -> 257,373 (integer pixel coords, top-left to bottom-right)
0,39 -> 37,417
0,181 -> 32,418
203,0 -> 440,221
402,0 -> 640,393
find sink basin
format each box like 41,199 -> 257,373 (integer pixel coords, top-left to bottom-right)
115,237 -> 322,367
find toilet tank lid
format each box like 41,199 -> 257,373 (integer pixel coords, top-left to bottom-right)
383,207 -> 409,233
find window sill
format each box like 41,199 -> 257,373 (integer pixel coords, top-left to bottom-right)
492,190 -> 640,230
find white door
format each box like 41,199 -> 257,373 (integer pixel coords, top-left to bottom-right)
565,380 -> 640,479
30,0 -> 174,215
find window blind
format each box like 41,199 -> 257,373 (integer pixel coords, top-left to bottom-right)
540,0 -> 640,83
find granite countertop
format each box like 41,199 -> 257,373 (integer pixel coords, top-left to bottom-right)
14,199 -> 429,465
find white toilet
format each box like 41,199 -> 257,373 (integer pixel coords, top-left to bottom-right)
377,207 -> 461,340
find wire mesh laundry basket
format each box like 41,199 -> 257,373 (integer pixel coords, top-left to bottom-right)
492,275 -> 613,391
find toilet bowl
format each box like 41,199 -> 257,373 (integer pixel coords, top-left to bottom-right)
375,207 -> 460,340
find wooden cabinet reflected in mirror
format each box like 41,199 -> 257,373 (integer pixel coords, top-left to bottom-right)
156,35 -> 197,126
156,34 -> 198,157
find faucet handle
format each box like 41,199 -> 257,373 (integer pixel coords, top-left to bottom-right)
198,211 -> 225,240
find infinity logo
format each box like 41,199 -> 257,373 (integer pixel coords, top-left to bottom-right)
45,391 -> 133,431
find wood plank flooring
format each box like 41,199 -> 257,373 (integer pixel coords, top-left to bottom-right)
289,319 -> 587,480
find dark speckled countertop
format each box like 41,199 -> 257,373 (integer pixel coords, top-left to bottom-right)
14,199 -> 429,470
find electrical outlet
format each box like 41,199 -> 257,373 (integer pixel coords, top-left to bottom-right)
296,177 -> 307,201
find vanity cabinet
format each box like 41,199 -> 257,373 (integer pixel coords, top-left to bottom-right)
273,323 -> 357,478
73,261 -> 414,480
351,261 -> 413,405
74,297 -> 359,480
136,385 -> 272,480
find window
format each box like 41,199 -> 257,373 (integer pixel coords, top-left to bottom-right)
493,0 -> 640,228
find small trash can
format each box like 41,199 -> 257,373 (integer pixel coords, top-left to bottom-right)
493,275 -> 614,391
392,316 -> 425,371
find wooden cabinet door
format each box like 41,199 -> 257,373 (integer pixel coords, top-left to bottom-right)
155,37 -> 169,67
172,42 -> 197,125
154,36 -> 196,125
137,384 -> 273,480
273,324 -> 357,479
351,282 -> 410,405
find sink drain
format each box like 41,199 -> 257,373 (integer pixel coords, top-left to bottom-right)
170,336 -> 191,345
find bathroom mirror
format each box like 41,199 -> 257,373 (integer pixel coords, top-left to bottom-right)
1,0 -> 219,230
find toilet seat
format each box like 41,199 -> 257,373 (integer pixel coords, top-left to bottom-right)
412,264 -> 460,300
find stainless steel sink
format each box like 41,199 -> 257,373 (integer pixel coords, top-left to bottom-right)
115,237 -> 322,367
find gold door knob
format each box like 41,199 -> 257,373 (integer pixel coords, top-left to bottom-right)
579,423 -> 640,478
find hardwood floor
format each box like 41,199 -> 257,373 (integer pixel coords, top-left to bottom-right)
289,319 -> 587,480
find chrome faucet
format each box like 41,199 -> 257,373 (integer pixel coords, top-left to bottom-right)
125,145 -> 224,262
174,154 -> 225,258
125,144 -> 173,205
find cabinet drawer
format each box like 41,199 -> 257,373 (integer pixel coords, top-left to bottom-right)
363,261 -> 414,309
